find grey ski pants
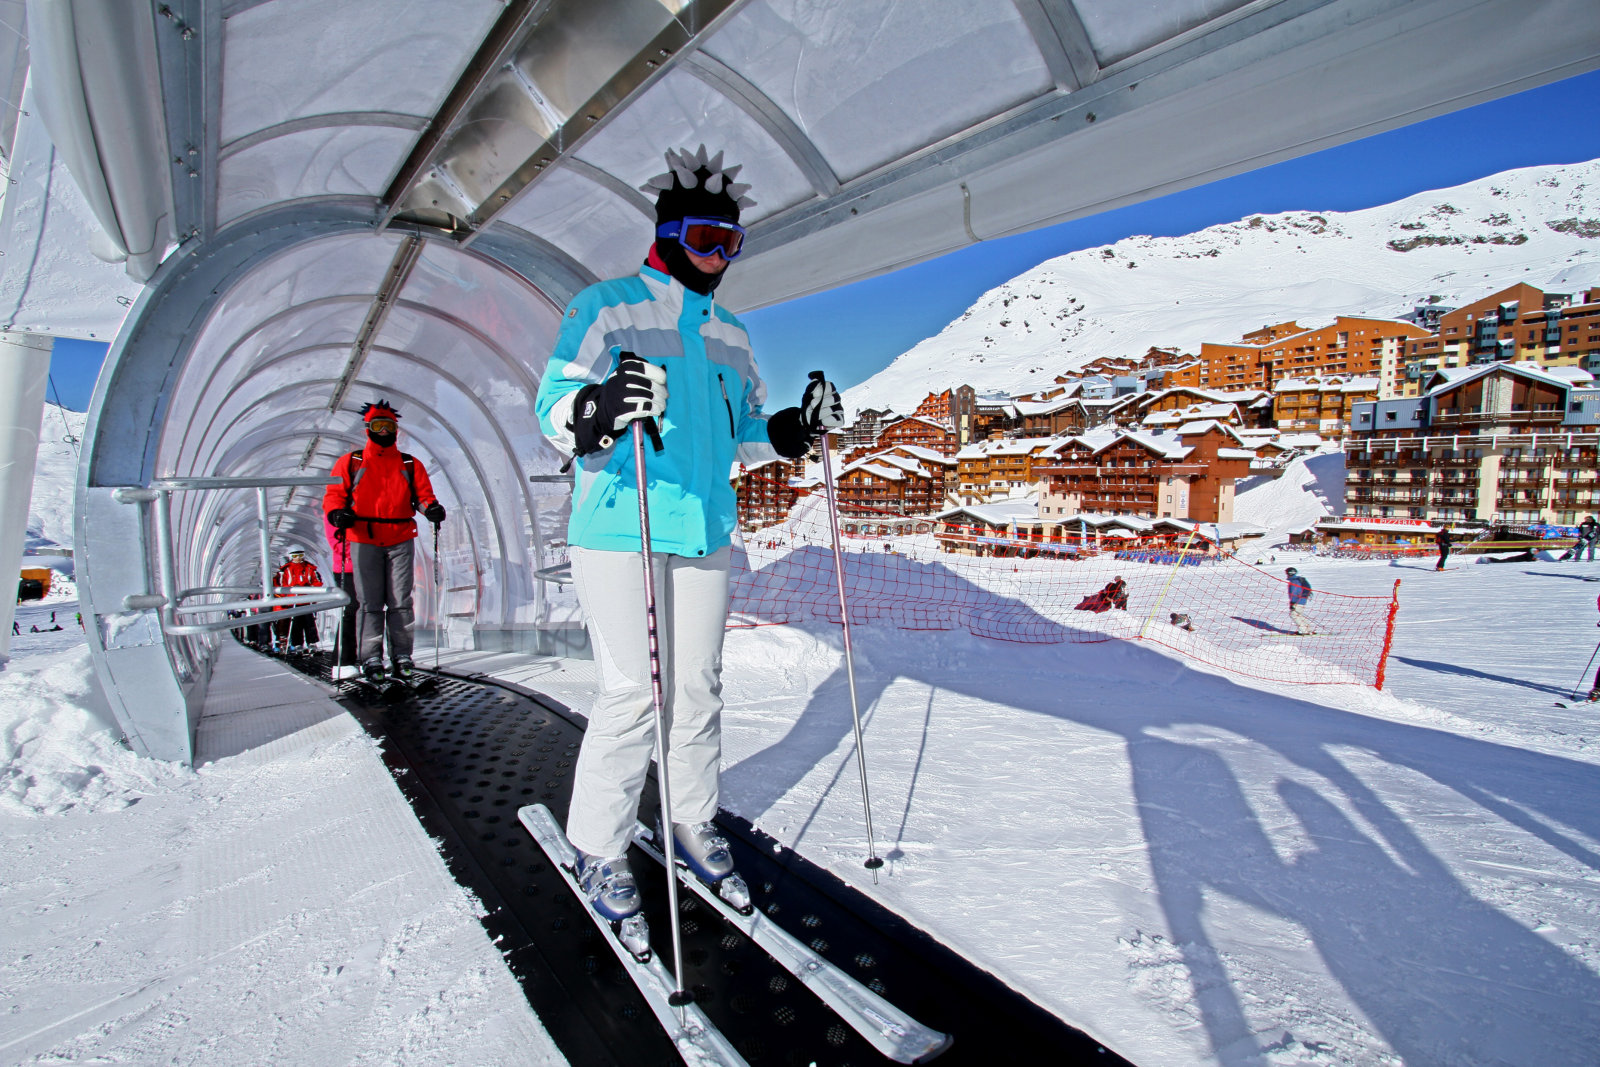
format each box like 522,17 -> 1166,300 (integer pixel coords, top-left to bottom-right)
351,539 -> 415,664
565,545 -> 731,859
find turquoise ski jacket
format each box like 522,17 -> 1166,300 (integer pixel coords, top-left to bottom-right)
535,263 -> 781,557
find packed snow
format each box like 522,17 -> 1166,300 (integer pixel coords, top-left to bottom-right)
844,159 -> 1600,415
7,545 -> 1594,1064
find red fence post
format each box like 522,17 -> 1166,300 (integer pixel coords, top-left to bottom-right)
1374,578 -> 1401,689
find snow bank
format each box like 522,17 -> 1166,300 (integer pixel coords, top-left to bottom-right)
1234,451 -> 1343,534
0,647 -> 183,815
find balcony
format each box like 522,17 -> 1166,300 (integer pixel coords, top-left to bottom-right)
1429,456 -> 1483,468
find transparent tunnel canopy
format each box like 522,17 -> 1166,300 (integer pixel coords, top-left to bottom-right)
146,227 -> 574,675
38,0 -> 1588,764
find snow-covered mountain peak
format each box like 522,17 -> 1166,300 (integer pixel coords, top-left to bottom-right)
846,159 -> 1600,415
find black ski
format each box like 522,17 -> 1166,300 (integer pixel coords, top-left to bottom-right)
518,805 -> 749,1067
633,823 -> 953,1063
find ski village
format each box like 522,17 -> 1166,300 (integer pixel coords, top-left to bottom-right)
2,4 -> 1600,1067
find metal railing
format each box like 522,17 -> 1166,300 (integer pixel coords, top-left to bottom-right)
114,475 -> 350,636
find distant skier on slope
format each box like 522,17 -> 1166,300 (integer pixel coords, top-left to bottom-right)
533,143 -> 844,950
1434,525 -> 1453,571
323,401 -> 446,686
1286,566 -> 1314,634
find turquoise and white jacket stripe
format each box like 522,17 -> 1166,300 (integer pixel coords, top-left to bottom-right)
535,264 -> 781,557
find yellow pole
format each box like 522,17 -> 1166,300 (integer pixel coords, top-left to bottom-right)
1139,529 -> 1199,638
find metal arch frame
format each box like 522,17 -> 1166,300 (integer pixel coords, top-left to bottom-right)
173,340 -> 545,556
560,157 -> 656,219
723,0 -> 1600,305
1010,0 -> 1102,91
680,51 -> 840,198
187,382 -> 505,620
176,338 -> 545,575
77,199 -> 585,764
186,429 -> 366,575
219,112 -> 431,160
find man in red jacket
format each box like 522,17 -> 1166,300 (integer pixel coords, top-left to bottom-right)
323,401 -> 446,684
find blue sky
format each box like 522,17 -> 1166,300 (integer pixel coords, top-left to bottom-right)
47,69 -> 1600,413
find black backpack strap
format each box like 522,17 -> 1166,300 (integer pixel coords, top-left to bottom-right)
401,452 -> 419,512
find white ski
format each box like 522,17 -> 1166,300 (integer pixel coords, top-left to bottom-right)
634,823 -> 952,1064
518,805 -> 749,1067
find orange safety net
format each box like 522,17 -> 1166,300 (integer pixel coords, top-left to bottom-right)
722,473 -> 1400,689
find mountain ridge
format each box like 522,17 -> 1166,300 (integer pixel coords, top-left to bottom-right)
844,159 -> 1600,415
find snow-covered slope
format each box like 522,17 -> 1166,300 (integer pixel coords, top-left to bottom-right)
846,159 -> 1600,414
1235,451 -> 1347,535
26,402 -> 84,555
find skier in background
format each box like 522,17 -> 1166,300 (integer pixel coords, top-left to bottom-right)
1434,525 -> 1453,571
272,549 -> 323,653
534,144 -> 844,939
323,401 -> 446,685
1579,514 -> 1598,563
1286,566 -> 1314,634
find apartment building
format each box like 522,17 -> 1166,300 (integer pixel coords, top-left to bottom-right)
1346,362 -> 1600,524
951,435 -> 1064,506
1394,283 -> 1600,397
1272,376 -> 1379,435
878,414 -> 959,455
834,445 -> 955,515
1199,316 -> 1431,391
734,456 -> 807,529
837,406 -> 894,455
1035,423 -> 1256,522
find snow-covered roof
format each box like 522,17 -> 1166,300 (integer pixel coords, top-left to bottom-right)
936,499 -> 1040,526
1216,447 -> 1258,459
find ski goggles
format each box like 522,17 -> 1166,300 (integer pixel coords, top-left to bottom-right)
367,417 -> 397,435
657,217 -> 746,260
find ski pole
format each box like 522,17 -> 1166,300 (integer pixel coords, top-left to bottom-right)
632,418 -> 693,1007
433,519 -> 443,671
1569,636 -> 1600,702
813,375 -> 883,879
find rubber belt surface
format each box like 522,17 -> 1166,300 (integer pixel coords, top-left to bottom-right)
284,648 -> 1132,1066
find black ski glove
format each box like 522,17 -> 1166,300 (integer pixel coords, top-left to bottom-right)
571,356 -> 668,455
328,507 -> 356,530
766,372 -> 844,459
423,502 -> 446,524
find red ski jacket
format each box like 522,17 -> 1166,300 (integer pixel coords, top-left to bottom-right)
322,444 -> 439,547
274,559 -> 322,589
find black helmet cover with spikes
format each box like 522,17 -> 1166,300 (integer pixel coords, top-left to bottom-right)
641,144 -> 755,294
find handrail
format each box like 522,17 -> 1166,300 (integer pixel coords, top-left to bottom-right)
114,475 -> 346,637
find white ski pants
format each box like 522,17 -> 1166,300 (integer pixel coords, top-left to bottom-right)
565,545 -> 731,859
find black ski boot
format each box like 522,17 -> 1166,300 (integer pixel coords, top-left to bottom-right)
392,656 -> 415,682
361,658 -> 386,685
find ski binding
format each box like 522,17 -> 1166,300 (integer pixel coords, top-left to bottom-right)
520,805 -> 748,1067
634,822 -> 951,1064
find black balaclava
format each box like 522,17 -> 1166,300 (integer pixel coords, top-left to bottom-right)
361,400 -> 399,449
643,144 -> 755,295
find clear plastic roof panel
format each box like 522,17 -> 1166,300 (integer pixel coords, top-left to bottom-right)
1074,0 -> 1258,68
703,0 -> 1052,183
219,0 -> 501,142
573,67 -> 818,221
216,126 -> 419,226
494,166 -> 652,284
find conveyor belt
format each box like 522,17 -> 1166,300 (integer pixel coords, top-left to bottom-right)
278,647 -> 1130,1065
